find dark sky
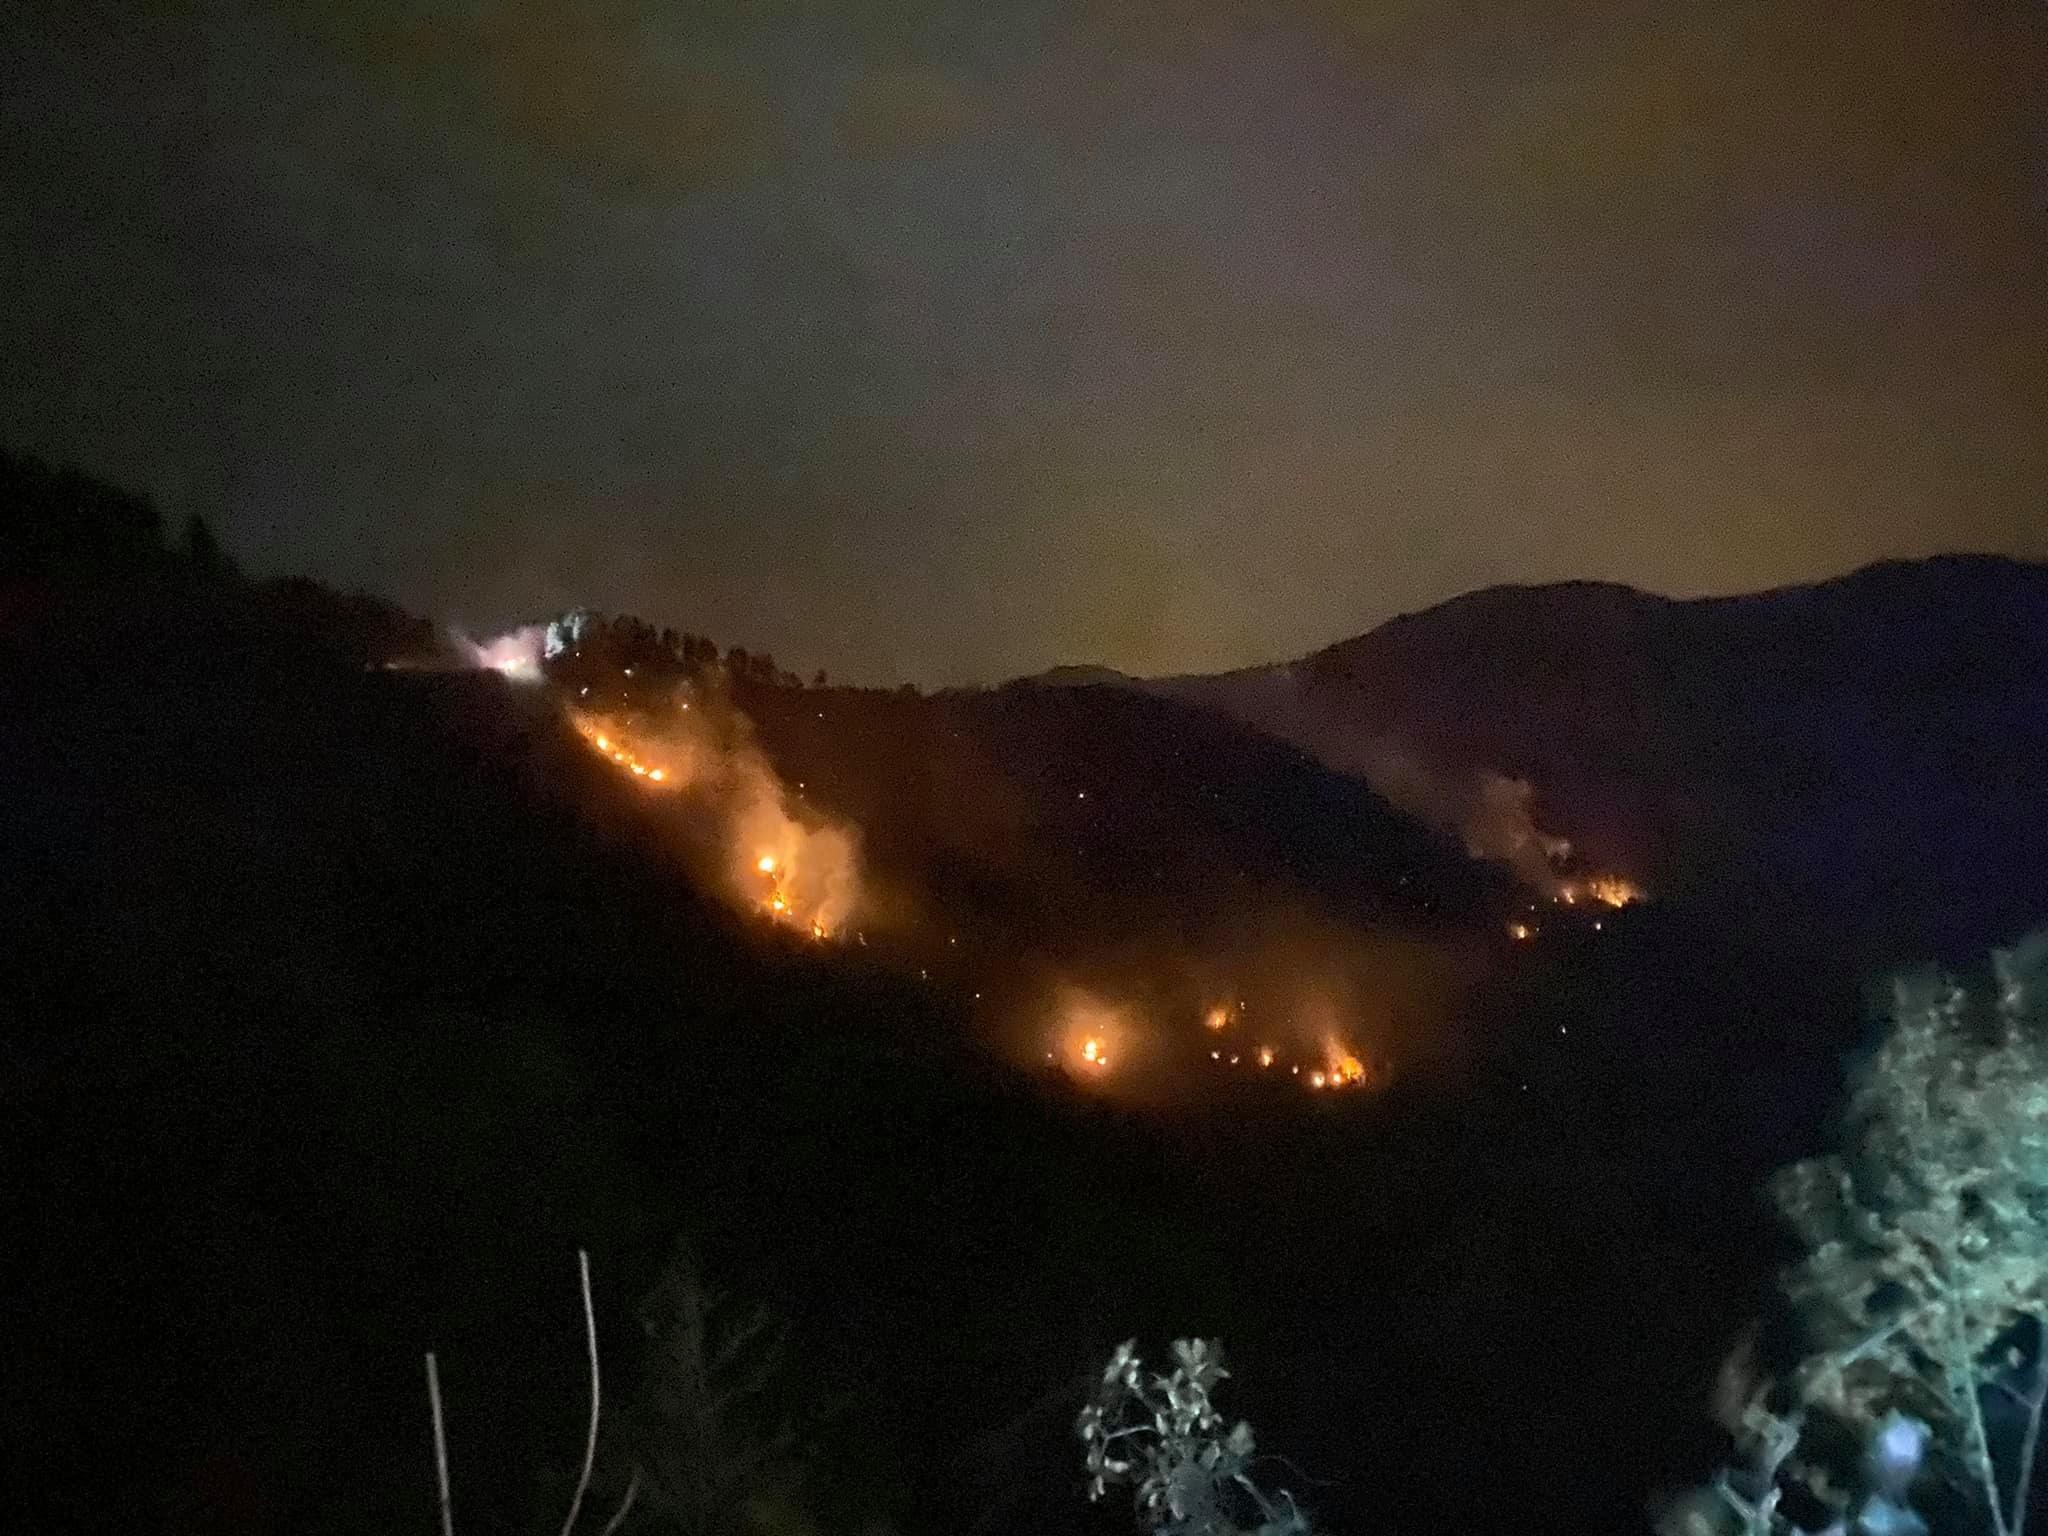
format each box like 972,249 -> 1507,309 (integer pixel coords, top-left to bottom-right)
6,0 -> 2045,683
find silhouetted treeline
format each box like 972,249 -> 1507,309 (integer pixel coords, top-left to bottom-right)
0,445 -> 177,578
542,610 -> 810,692
0,447 -> 435,687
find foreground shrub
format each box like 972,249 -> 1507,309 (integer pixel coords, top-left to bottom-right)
1079,1337 -> 1316,1536
1668,932 -> 2048,1536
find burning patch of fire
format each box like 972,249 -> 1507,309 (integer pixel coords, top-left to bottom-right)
563,701 -> 861,941
1046,987 -> 1134,1083
571,715 -> 683,787
1553,874 -> 1641,909
1046,985 -> 1384,1097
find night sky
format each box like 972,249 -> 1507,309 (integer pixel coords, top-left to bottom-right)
6,0 -> 2044,684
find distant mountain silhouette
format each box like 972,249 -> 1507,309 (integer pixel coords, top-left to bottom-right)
1143,555 -> 2048,960
1012,663 -> 1136,688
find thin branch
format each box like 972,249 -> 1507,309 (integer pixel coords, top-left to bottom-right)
560,1249 -> 602,1536
1949,1312 -> 2011,1536
426,1351 -> 455,1536
1842,1312 -> 1922,1366
597,1466 -> 641,1536
2010,1340 -> 2048,1536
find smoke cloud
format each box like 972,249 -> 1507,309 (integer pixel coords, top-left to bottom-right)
1348,738 -> 1572,893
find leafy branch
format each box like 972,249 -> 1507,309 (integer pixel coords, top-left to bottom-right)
1079,1338 -> 1316,1536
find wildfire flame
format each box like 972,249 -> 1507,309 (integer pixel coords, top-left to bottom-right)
1326,1048 -> 1368,1087
572,716 -> 683,790
563,701 -> 861,939
1554,874 -> 1641,909
1049,988 -> 1134,1083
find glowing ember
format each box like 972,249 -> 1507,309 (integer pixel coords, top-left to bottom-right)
1508,921 -> 1533,941
757,854 -> 777,874
1257,1046 -> 1275,1068
1081,1038 -> 1107,1067
1204,1006 -> 1230,1031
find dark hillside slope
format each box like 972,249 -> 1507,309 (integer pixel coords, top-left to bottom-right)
739,674 -> 1495,937
723,674 -> 1506,1083
0,593 -> 1812,1536
0,623 -> 1178,1536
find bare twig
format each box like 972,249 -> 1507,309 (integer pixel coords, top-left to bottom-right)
2010,1341 -> 2048,1536
560,1249 -> 602,1536
597,1465 -> 641,1536
426,1351 -> 455,1536
1948,1312 -> 2011,1536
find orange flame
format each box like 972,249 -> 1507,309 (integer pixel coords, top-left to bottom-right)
1555,874 -> 1641,910
570,714 -> 680,790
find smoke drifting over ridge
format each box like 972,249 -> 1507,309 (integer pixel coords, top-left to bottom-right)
1281,734 -> 1577,894
1149,669 -> 1594,898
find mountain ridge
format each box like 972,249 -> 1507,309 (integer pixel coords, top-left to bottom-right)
1126,553 -> 2048,961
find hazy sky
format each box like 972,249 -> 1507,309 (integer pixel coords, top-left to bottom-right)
5,0 -> 2045,682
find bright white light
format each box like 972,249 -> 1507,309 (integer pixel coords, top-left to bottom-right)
459,625 -> 547,683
